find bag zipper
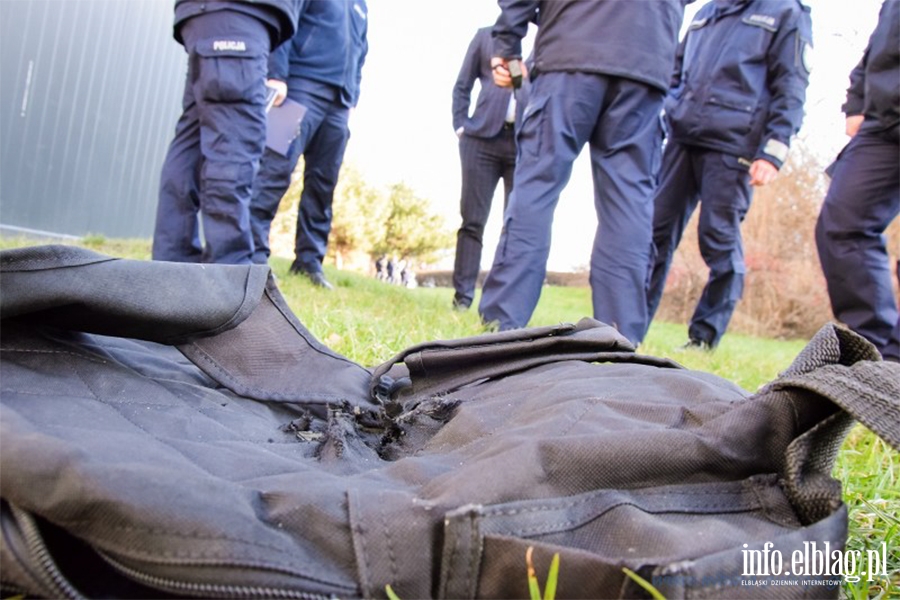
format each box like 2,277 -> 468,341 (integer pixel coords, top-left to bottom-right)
9,505 -> 84,599
98,551 -> 341,600
6,504 -> 345,600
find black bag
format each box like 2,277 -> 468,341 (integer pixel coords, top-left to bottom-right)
1,245 -> 898,599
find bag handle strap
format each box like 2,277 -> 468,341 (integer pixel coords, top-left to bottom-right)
760,324 -> 899,524
369,318 -> 680,402
766,324 -> 900,452
774,361 -> 899,450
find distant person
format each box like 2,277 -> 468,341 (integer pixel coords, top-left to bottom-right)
152,0 -> 302,265
395,258 -> 408,286
478,0 -> 690,345
816,0 -> 898,363
450,26 -> 522,311
645,0 -> 813,349
249,0 -> 368,289
401,263 -> 411,288
386,256 -> 396,284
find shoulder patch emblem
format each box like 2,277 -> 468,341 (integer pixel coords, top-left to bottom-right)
801,40 -> 813,73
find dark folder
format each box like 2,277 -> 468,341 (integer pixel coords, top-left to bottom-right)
266,98 -> 307,157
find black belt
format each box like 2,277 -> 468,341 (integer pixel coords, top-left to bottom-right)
502,121 -> 515,131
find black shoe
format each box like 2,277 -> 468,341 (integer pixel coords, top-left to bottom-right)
481,318 -> 500,333
289,262 -> 334,290
306,271 -> 334,290
452,297 -> 471,311
680,338 -> 712,351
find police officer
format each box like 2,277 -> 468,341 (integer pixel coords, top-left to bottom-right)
478,0 -> 690,344
249,0 -> 368,290
152,0 -> 302,265
450,26 -> 522,311
816,0 -> 899,363
645,0 -> 813,349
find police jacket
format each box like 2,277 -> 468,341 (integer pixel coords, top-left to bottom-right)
492,0 -> 690,93
173,0 -> 301,48
268,0 -> 368,108
843,0 -> 899,143
452,27 -> 521,138
664,0 -> 813,169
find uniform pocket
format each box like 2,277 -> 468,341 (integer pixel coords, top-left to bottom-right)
703,89 -> 757,145
202,161 -> 241,183
707,92 -> 754,121
193,37 -> 267,104
517,94 -> 550,159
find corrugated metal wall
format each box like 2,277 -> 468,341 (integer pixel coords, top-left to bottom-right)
0,0 -> 186,238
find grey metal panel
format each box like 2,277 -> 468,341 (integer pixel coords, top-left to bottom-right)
0,0 -> 186,238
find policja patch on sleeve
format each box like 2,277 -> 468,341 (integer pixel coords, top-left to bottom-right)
799,37 -> 813,73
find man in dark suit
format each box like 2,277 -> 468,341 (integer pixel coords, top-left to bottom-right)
450,26 -> 521,310
152,0 -> 302,265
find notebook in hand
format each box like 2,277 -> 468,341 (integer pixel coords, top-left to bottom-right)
266,97 -> 307,156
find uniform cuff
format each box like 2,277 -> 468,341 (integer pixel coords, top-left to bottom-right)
757,139 -> 790,169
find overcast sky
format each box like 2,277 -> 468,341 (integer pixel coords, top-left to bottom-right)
343,0 -> 885,271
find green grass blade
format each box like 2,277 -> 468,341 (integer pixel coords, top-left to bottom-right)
622,567 -> 666,600
526,547 -> 542,600
543,553 -> 560,600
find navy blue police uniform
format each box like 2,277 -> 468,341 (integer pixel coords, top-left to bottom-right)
249,0 -> 368,286
816,0 -> 899,362
478,0 -> 690,344
152,0 -> 302,265
645,0 -> 813,348
451,27 -> 522,310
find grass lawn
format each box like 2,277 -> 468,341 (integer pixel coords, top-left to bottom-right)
1,236 -> 897,597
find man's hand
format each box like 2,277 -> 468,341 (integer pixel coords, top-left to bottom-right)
266,79 -> 288,107
845,114 -> 864,138
491,57 -> 513,88
749,159 -> 778,187
490,57 -> 529,89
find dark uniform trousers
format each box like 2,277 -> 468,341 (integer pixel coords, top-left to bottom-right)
816,129 -> 900,362
153,10 -> 271,265
453,126 -> 516,307
478,72 -> 663,344
249,87 -> 350,269
646,143 -> 753,347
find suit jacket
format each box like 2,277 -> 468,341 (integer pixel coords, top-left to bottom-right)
452,27 -> 519,139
